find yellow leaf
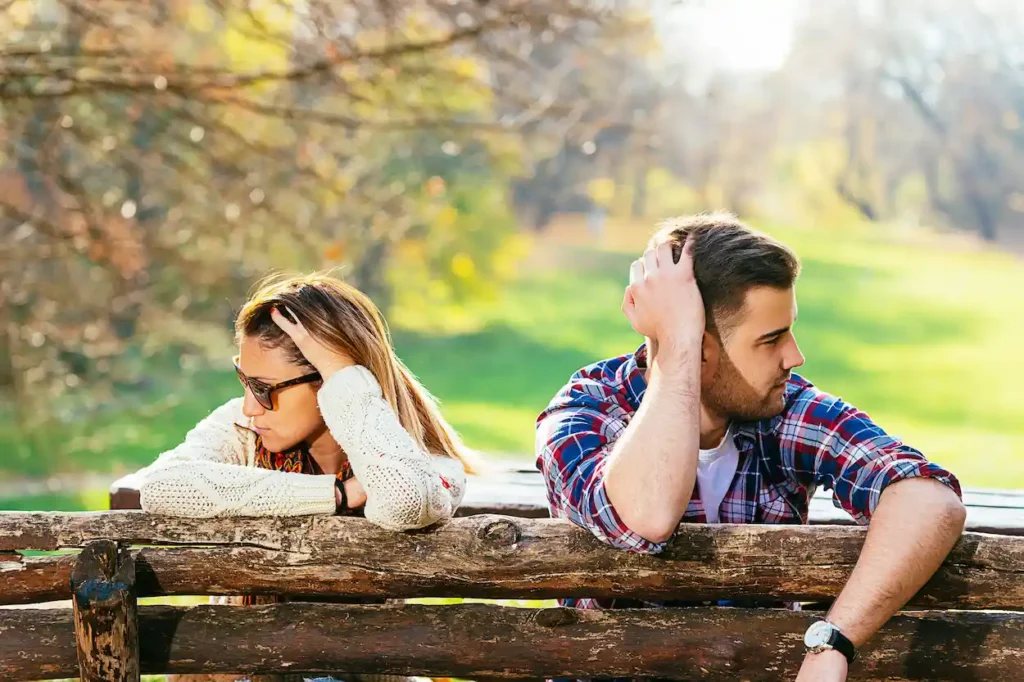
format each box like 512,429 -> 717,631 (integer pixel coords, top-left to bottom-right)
187,4 -> 214,33
436,205 -> 458,229
451,253 -> 476,280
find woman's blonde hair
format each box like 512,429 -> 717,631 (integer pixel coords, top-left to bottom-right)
235,272 -> 477,474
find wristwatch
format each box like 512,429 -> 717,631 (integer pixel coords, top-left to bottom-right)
803,620 -> 856,664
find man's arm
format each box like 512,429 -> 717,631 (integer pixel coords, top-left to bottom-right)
535,241 -> 705,550
606,241 -> 705,542
602,341 -> 701,542
781,388 -> 965,680
828,477 -> 966,644
796,478 -> 965,680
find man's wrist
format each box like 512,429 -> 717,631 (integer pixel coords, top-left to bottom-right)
650,333 -> 701,369
804,619 -> 857,664
805,647 -> 848,664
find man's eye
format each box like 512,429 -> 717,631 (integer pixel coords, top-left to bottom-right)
765,337 -> 781,346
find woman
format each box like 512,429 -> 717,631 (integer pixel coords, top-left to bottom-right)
139,272 -> 471,529
139,274 -> 471,681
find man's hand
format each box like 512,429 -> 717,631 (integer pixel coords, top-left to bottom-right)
621,239 -> 704,355
795,649 -> 848,682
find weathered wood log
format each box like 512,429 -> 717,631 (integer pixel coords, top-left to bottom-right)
1,603 -> 1021,681
108,469 -> 1024,534
71,539 -> 140,682
1,513 -> 1022,609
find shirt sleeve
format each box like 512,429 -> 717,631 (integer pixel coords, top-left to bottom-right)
535,382 -> 667,554
778,384 -> 962,525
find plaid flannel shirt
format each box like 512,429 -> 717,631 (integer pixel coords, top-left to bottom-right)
535,343 -> 961,611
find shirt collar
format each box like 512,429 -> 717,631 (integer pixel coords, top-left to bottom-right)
624,343 -> 804,452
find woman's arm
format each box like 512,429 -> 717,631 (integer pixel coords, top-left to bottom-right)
137,398 -> 337,518
318,366 -> 467,531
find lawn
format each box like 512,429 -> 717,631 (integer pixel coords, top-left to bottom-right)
398,216 -> 1024,489
2,214 -> 1021,512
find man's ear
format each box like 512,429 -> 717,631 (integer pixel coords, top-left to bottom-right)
701,329 -> 720,378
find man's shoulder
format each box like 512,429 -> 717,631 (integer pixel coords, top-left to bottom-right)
748,373 -> 865,441
539,349 -> 642,419
781,373 -> 858,419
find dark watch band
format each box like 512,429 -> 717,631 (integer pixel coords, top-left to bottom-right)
334,476 -> 348,514
829,627 -> 857,664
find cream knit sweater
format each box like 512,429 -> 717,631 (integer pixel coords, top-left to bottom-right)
137,365 -> 466,530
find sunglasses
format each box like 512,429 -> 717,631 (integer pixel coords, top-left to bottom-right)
233,356 -> 321,411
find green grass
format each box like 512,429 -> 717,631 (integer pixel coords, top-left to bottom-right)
0,489 -> 109,512
1,216 -> 1022,507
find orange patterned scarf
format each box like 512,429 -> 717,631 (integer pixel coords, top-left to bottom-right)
243,436 -> 358,607
252,435 -> 354,482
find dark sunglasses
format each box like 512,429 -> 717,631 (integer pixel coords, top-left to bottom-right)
233,355 -> 321,411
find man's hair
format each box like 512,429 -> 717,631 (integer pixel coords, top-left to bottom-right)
649,212 -> 800,337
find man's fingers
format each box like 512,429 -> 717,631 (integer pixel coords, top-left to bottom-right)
629,258 -> 644,287
643,245 -> 659,274
656,241 -> 675,268
679,238 -> 696,273
621,286 -> 635,313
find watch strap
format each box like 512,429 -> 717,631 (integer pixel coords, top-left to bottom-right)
827,626 -> 857,664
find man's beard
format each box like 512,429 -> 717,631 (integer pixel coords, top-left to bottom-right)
704,351 -> 787,422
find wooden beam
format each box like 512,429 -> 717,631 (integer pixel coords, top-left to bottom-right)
70,540 -> 140,682
1,603 -> 1021,681
108,470 -> 1024,535
1,513 -> 1021,609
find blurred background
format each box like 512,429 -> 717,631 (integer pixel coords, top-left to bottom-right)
1,0 -> 1021,512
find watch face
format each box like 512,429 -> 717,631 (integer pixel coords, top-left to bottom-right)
804,621 -> 833,648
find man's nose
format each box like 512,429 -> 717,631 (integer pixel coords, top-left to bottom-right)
784,338 -> 805,371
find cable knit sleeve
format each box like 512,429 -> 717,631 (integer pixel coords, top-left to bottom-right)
317,366 -> 467,531
137,398 -> 337,518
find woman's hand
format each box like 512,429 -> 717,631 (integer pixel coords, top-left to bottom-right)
335,477 -> 368,510
271,306 -> 355,380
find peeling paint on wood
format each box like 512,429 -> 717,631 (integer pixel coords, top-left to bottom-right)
70,540 -> 139,682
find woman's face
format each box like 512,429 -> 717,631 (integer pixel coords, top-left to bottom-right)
237,336 -> 325,452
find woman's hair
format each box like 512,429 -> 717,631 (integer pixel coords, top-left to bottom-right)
235,272 -> 477,474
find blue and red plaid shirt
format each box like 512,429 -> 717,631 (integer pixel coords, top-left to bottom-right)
536,343 -> 961,610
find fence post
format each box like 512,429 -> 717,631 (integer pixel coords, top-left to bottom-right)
71,539 -> 140,682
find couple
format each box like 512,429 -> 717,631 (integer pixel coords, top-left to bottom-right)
138,213 -> 965,682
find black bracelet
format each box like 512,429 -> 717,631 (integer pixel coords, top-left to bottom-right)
334,476 -> 348,514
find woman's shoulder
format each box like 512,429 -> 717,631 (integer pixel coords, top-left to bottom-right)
195,397 -> 250,432
183,397 -> 257,462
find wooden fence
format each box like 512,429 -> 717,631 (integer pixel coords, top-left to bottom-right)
110,468 -> 1024,535
2,511 -> 1023,681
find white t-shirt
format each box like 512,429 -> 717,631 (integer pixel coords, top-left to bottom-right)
697,425 -> 740,523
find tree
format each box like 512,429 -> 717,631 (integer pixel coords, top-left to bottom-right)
0,0 -> 636,461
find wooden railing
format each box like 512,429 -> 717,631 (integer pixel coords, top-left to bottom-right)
109,468 -> 1024,535
2,511 -> 1023,681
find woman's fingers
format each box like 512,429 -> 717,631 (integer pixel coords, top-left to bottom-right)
271,306 -> 307,342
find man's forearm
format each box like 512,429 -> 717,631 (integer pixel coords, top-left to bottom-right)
603,339 -> 702,542
825,478 -> 966,646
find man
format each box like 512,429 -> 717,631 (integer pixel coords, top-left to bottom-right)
535,213 -> 966,681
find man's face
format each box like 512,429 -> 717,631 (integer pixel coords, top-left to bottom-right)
702,286 -> 805,422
